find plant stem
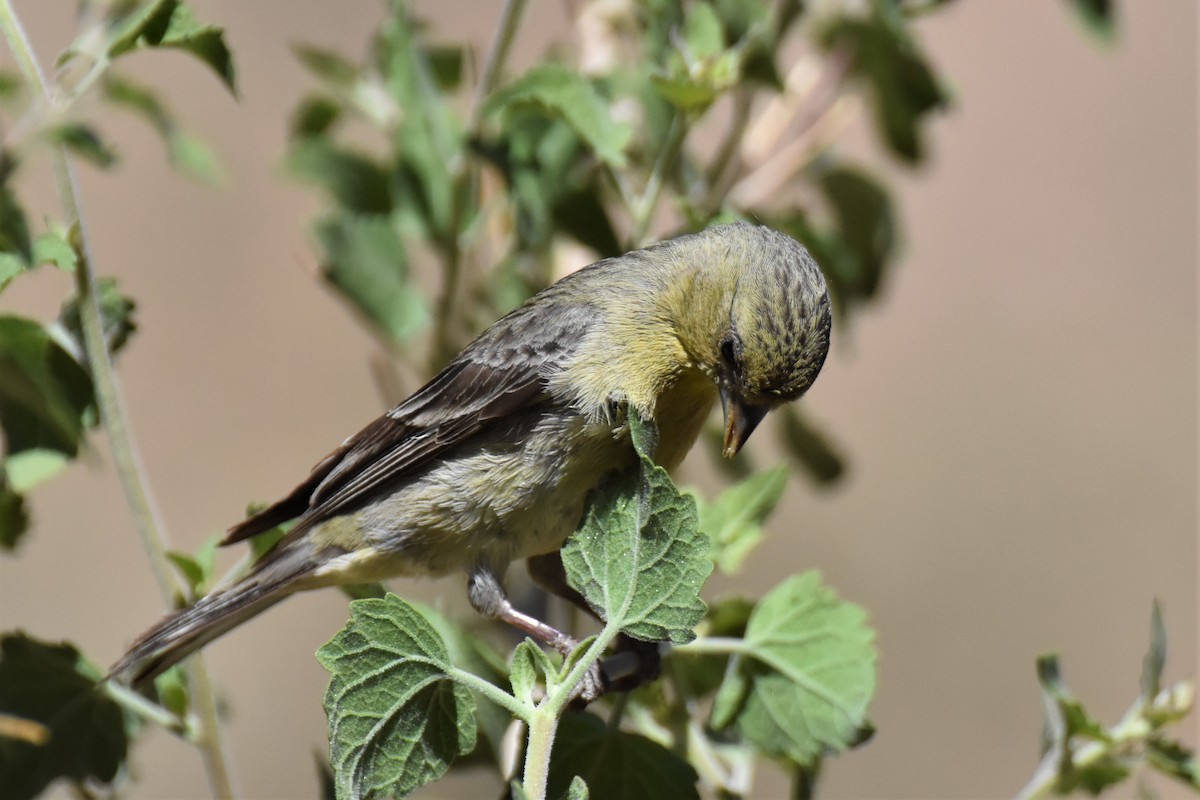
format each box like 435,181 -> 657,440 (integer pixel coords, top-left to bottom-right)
629,112 -> 686,247
467,0 -> 529,134
187,656 -> 237,798
432,0 -> 528,369
103,680 -> 195,738
521,707 -> 559,800
1014,700 -> 1152,800
0,4 -> 236,796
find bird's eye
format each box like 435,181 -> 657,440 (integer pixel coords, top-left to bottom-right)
720,334 -> 740,371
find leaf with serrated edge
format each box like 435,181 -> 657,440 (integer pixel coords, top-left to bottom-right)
711,572 -> 875,765
318,594 -> 475,799
562,410 -> 710,644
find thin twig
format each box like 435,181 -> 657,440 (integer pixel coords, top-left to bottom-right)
630,112 -> 687,247
0,4 -> 237,796
433,0 -> 529,369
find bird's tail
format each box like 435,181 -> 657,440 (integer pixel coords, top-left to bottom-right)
109,547 -> 314,686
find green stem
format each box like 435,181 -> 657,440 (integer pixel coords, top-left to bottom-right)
522,707 -> 559,800
0,4 -> 236,797
187,656 -> 237,798
673,635 -> 745,655
629,112 -> 687,247
1014,701 -> 1151,800
467,0 -> 529,134
103,680 -> 195,738
450,667 -> 532,722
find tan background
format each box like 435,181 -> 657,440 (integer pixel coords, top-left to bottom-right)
2,2 -> 1196,798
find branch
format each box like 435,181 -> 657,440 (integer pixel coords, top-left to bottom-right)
0,3 -> 236,796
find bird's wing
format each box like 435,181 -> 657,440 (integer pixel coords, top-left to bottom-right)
222,303 -> 597,545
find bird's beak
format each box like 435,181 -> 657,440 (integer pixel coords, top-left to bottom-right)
720,389 -> 769,458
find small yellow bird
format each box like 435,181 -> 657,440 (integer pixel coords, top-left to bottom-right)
112,222 -> 831,684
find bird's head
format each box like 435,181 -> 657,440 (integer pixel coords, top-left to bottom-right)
678,224 -> 832,458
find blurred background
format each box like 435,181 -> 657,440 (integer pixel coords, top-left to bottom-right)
1,1 -> 1195,798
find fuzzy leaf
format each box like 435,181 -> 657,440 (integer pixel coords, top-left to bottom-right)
562,410 -> 711,644
318,594 -> 475,800
711,572 -> 876,765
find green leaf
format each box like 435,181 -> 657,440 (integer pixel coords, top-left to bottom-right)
0,316 -> 95,459
166,536 -> 219,600
1146,737 -> 1200,789
377,9 -> 459,237
106,0 -> 237,95
293,44 -> 360,87
102,74 -> 224,182
0,469 -> 29,550
546,713 -> 699,800
0,70 -> 21,102
290,94 -> 343,139
0,633 -> 135,799
711,572 -> 876,765
509,640 -> 547,706
670,597 -> 755,699
486,65 -> 632,169
410,601 -> 510,765
696,465 -> 787,573
1141,601 -> 1166,703
59,277 -> 137,357
45,124 -> 117,169
5,449 -> 69,493
563,775 -> 589,800
1036,655 -> 1110,745
562,410 -> 711,644
153,665 -> 190,718
683,3 -> 726,59
317,594 -> 475,800
818,166 -> 895,300
822,5 -> 949,163
0,254 -> 23,292
1066,0 -> 1115,44
166,133 -> 223,183
779,406 -> 845,485
426,46 -> 464,91
288,140 -> 393,215
32,232 -> 78,273
0,182 -> 32,265
313,213 -> 428,343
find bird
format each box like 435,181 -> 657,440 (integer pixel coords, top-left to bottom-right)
111,222 -> 832,686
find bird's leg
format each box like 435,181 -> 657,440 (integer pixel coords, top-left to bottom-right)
526,551 -> 662,692
467,566 -> 605,703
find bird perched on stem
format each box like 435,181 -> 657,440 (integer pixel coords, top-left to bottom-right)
112,222 -> 832,685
